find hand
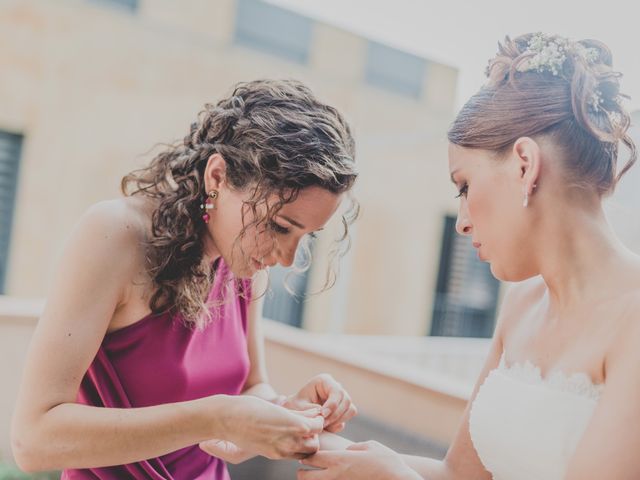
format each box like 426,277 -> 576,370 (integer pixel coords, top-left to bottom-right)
297,441 -> 422,480
220,395 -> 325,460
285,374 -> 358,433
199,439 -> 255,465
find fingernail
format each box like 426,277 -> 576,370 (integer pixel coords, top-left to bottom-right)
322,408 -> 331,417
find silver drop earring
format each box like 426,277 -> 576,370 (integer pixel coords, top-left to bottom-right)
523,183 -> 537,208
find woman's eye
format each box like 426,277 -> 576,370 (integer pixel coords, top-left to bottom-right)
455,183 -> 468,199
269,221 -> 290,235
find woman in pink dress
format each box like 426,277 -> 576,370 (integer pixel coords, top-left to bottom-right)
11,79 -> 359,479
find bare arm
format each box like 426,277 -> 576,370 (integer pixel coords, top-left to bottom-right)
565,299 -> 640,480
240,276 -> 281,402
11,202 -> 322,472
9,203 -> 238,471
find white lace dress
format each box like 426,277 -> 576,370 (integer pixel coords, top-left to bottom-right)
469,352 -> 604,480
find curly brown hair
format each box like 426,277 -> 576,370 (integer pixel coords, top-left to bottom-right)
121,79 -> 358,328
448,33 -> 636,196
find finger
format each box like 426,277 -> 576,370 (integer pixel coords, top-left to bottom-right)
199,439 -> 251,464
291,451 -> 317,460
199,439 -> 238,455
325,422 -> 345,433
297,468 -> 327,480
297,406 -> 324,418
326,403 -> 357,431
302,413 -> 326,435
321,390 -> 344,421
299,451 -> 334,468
325,394 -> 352,426
296,435 -> 320,456
288,399 -> 321,412
344,403 -> 358,422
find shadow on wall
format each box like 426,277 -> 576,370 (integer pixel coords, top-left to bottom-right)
229,413 -> 447,479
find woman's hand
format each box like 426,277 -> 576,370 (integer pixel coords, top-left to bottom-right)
198,429 -> 351,465
199,438 -> 255,465
216,395 -> 325,460
297,441 -> 422,480
284,374 -> 358,433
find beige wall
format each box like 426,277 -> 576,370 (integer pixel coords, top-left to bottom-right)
0,0 -> 459,336
0,299 -> 41,463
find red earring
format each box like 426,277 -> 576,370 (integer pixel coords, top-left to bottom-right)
200,190 -> 218,223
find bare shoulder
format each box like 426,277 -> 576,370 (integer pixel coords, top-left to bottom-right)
80,196 -> 148,240
495,275 -> 546,337
77,197 -> 151,255
67,197 -> 154,288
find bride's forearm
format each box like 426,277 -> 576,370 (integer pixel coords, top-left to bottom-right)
401,454 -> 451,480
319,432 -> 354,450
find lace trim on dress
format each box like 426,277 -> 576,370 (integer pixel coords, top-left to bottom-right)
498,353 -> 605,401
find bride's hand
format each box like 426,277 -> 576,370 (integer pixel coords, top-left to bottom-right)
298,441 -> 421,480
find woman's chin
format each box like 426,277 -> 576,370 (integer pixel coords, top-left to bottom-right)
490,262 -> 538,283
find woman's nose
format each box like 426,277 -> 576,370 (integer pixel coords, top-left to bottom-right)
455,204 -> 473,236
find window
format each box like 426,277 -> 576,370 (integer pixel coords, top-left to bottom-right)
0,131 -> 23,294
430,216 -> 500,338
364,41 -> 427,99
234,0 -> 313,64
88,0 -> 138,13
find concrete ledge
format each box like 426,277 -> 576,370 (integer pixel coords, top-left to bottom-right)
0,299 -> 488,461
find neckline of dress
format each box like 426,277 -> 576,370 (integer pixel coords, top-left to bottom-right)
497,352 -> 605,401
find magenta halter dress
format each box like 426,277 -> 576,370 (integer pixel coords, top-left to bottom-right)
62,259 -> 251,479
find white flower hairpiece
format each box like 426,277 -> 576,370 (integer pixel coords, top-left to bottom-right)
516,33 -> 604,112
589,88 -> 604,112
517,33 -> 569,76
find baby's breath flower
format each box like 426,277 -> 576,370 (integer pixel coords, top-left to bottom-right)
516,34 -> 599,77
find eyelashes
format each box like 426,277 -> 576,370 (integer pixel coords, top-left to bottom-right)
269,220 -> 290,235
455,183 -> 468,199
268,220 -> 318,239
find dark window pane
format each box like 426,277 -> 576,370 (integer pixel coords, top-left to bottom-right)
234,0 -> 313,64
365,41 -> 426,99
88,0 -> 138,13
0,131 -> 23,294
430,216 -> 500,338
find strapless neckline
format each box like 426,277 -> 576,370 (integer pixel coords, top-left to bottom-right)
498,353 -> 605,401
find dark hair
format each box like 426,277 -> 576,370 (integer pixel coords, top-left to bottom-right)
448,33 -> 636,196
121,79 -> 358,328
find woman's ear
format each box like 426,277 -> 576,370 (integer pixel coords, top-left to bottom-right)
513,137 -> 542,197
204,153 -> 228,191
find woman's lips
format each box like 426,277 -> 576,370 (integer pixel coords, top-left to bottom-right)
472,242 -> 485,260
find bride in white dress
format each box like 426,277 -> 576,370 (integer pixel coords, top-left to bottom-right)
298,33 -> 640,480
